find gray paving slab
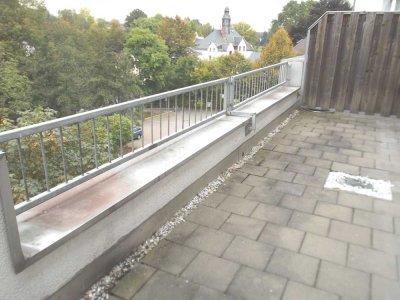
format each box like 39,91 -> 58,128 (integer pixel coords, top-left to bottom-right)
266,248 -> 319,285
348,244 -> 398,280
223,236 -> 274,270
185,205 -> 230,229
251,203 -> 292,225
283,281 -> 339,300
220,213 -> 266,240
132,270 -> 199,300
111,264 -> 156,299
317,261 -> 370,300
301,233 -> 347,265
142,240 -> 198,275
259,223 -> 304,251
372,275 -> 400,300
184,226 -> 233,256
218,195 -> 258,216
245,186 -> 284,205
315,202 -> 353,223
227,267 -> 286,300
181,252 -> 240,292
329,220 -> 371,247
288,211 -> 330,236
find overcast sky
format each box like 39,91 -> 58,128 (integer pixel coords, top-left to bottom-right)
44,0 -> 384,32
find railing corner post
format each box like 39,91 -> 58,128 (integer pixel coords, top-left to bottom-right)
224,77 -> 234,115
0,151 -> 25,272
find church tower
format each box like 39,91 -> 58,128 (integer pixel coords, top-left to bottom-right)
221,7 -> 231,38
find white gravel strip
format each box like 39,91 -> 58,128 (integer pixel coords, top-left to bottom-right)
82,109 -> 299,300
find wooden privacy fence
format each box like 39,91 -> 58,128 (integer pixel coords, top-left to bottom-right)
303,12 -> 400,116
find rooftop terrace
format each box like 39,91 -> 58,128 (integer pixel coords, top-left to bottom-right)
0,10 -> 399,300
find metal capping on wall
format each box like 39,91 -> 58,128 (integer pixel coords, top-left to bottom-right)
302,11 -> 400,116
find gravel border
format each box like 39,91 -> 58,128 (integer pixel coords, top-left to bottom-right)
83,109 -> 300,300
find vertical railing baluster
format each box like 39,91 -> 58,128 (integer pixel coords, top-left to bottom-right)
77,123 -> 84,175
210,86 -> 213,117
141,105 -> 144,148
200,89 -> 203,121
194,90 -> 197,124
219,85 -> 222,111
167,97 -> 170,136
119,113 -> 123,157
181,94 -> 185,130
59,127 -> 68,183
159,99 -> 162,140
175,95 -> 178,133
130,108 -> 134,152
188,92 -> 191,126
92,118 -> 98,168
39,132 -> 49,191
205,87 -> 208,118
16,138 -> 29,200
106,115 -> 112,162
151,102 -> 154,144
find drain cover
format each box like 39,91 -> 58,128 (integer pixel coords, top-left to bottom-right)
324,172 -> 392,201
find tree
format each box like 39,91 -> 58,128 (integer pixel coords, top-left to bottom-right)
233,22 -> 259,48
165,54 -> 198,90
130,14 -> 163,34
157,16 -> 195,62
256,27 -> 294,67
124,9 -> 147,29
0,54 -> 32,121
124,27 -> 170,93
187,18 -> 213,37
192,52 -> 252,83
269,0 -> 351,43
269,0 -> 315,43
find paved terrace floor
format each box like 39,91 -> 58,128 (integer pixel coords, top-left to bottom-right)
108,110 -> 400,300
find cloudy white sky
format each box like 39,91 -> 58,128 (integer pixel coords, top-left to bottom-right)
44,0 -> 385,32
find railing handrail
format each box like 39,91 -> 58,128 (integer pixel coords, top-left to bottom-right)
232,61 -> 287,80
0,77 -> 229,143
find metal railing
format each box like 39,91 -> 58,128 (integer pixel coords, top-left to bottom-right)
0,61 -> 288,214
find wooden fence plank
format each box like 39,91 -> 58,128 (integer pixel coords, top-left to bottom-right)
366,14 -> 393,114
320,13 -> 344,109
308,14 -> 328,108
361,14 -> 384,113
303,25 -> 318,107
381,15 -> 400,116
350,13 -> 376,113
343,13 -> 366,111
334,13 -> 360,111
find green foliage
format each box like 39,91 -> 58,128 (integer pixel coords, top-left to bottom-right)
186,18 -> 213,37
269,0 -> 351,43
233,22 -> 259,48
124,27 -> 170,93
130,14 -> 164,34
166,54 -> 199,90
124,9 -> 147,29
158,16 -> 195,62
269,0 -> 315,43
0,54 -> 32,120
256,27 -> 294,67
192,52 -> 252,82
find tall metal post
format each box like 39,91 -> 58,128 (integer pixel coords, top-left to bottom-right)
0,152 -> 25,272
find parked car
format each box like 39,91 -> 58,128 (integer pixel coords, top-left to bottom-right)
132,127 -> 142,139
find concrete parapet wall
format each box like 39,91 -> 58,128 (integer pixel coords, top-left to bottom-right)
0,86 -> 299,300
